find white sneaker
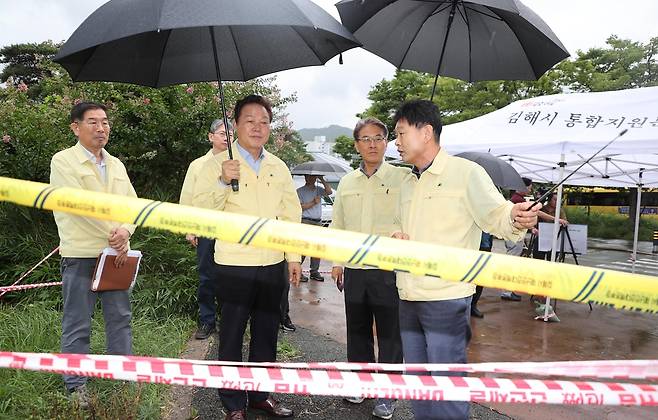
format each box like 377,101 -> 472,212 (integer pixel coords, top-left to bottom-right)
372,399 -> 396,419
344,396 -> 365,404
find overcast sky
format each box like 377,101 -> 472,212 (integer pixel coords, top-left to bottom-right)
1,0 -> 656,129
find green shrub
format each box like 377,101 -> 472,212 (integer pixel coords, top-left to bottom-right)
565,207 -> 658,241
2,64 -> 301,197
0,203 -> 62,306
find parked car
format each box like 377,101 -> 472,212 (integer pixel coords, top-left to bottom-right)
321,195 -> 333,227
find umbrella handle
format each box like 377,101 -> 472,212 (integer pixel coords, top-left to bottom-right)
230,179 -> 239,192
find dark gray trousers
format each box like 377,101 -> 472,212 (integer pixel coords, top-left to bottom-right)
60,257 -> 132,391
399,298 -> 471,420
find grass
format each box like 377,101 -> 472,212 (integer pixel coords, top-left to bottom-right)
0,302 -> 194,420
277,338 -> 302,361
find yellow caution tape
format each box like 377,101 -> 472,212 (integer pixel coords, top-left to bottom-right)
1,176 -> 657,313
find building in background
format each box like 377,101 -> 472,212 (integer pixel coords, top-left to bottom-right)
305,135 -> 335,155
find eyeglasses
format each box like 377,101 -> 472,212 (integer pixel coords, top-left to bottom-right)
356,135 -> 387,143
214,131 -> 234,138
76,120 -> 110,129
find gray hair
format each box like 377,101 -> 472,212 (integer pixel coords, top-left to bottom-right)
353,117 -> 388,140
209,118 -> 233,133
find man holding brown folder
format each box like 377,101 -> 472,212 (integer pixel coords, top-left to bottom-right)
50,102 -> 137,407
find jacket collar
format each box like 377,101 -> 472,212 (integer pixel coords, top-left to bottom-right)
424,147 -> 448,177
73,142 -> 111,165
356,160 -> 388,179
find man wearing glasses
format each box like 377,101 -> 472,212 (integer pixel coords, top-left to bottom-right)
50,102 -> 137,408
330,117 -> 413,420
180,119 -> 234,339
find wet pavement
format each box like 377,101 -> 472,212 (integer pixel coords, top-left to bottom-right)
288,239 -> 658,420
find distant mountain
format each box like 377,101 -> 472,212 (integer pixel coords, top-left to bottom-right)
297,125 -> 352,143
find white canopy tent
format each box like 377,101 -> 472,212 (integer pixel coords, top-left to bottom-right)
386,86 -> 658,317
387,86 -> 658,186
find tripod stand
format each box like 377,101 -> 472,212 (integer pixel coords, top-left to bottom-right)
535,224 -> 592,322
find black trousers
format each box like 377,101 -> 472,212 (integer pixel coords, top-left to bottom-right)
344,268 -> 403,364
280,262 -> 290,322
216,261 -> 285,411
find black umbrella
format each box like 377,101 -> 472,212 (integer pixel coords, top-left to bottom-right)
336,0 -> 569,100
54,0 -> 360,191
291,161 -> 351,177
456,151 -> 525,191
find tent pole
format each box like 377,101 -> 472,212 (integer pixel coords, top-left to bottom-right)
540,154 -> 565,322
631,170 -> 643,273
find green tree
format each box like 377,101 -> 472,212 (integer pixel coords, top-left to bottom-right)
0,41 -> 59,97
268,115 -> 312,168
361,36 -> 658,131
332,134 -> 360,168
360,69 -> 564,134
0,55 -> 302,199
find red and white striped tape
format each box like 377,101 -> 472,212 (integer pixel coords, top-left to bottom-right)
159,359 -> 658,381
1,352 -> 656,406
0,246 -> 59,297
0,281 -> 62,293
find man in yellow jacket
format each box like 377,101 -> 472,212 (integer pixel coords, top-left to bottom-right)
50,102 -> 137,408
193,95 -> 301,420
179,119 -> 233,340
392,100 -> 540,420
330,117 -> 413,419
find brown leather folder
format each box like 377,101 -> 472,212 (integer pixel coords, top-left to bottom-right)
91,248 -> 142,291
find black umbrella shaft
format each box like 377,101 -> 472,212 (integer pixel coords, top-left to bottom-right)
430,0 -> 458,101
210,26 -> 239,192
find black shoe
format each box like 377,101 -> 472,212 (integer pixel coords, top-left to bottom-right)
300,274 -> 309,282
501,291 -> 522,302
281,316 -> 296,332
471,307 -> 484,318
249,396 -> 293,417
194,323 -> 215,339
310,272 -> 324,282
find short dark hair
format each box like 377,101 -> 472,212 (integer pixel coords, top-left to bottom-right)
70,102 -> 107,123
393,99 -> 442,143
353,117 -> 388,140
522,177 -> 532,187
234,95 -> 273,123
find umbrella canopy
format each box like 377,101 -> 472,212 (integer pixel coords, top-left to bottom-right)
455,151 -> 525,191
291,159 -> 351,178
54,0 -> 359,191
336,0 -> 569,98
54,0 -> 360,87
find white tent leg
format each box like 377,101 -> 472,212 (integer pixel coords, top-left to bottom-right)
537,154 -> 565,322
631,171 -> 643,273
